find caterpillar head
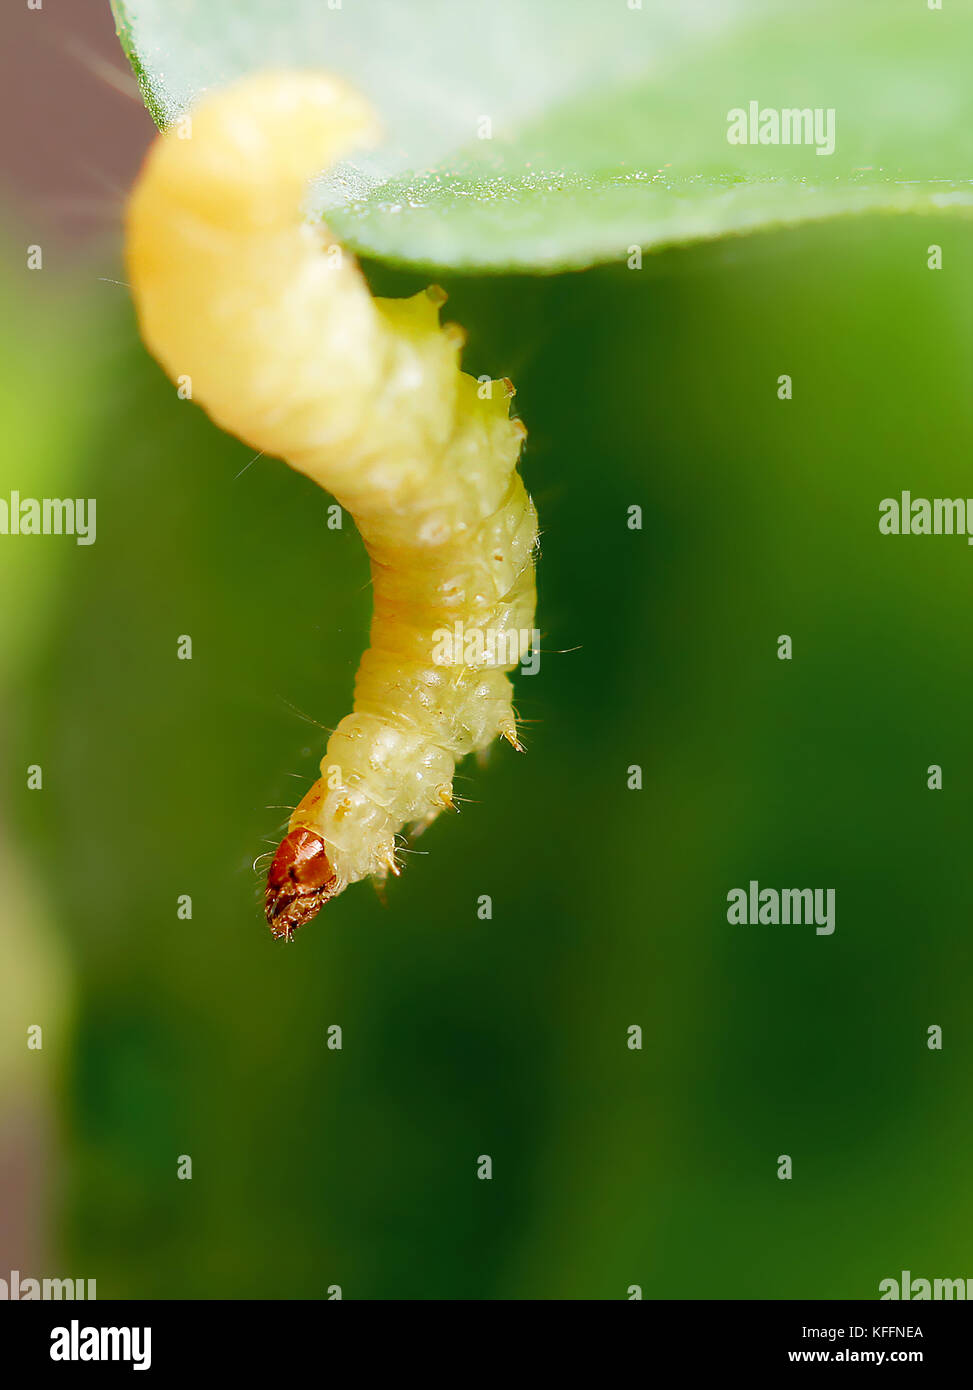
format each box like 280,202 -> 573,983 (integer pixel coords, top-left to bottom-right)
265,826 -> 340,940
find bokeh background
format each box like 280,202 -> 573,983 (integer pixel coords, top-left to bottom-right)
1,1 -> 971,1299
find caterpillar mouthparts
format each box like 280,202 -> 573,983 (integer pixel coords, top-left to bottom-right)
265,828 -> 339,942
124,70 -> 538,940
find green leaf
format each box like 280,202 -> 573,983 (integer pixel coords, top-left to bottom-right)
112,0 -> 973,272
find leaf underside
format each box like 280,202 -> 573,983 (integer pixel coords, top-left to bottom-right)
112,0 -> 973,272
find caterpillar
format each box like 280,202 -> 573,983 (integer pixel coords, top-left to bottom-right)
124,71 -> 538,940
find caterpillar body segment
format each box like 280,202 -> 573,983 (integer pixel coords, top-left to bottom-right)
124,72 -> 538,938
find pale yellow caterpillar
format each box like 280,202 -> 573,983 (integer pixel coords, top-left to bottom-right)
125,72 -> 537,939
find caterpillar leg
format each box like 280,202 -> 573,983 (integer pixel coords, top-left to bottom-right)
408,784 -> 458,841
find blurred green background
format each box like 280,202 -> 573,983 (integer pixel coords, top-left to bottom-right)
2,206 -> 972,1298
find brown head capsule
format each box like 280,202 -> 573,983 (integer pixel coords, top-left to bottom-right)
265,827 -> 338,940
